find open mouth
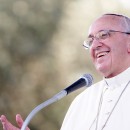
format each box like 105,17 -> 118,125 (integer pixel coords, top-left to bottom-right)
96,51 -> 110,58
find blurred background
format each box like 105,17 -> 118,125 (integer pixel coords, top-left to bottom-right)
0,0 -> 130,130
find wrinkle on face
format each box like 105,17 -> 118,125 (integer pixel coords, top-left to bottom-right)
88,14 -> 130,78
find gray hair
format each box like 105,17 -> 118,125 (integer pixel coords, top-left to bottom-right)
103,13 -> 130,32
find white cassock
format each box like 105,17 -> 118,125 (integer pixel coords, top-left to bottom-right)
60,67 -> 130,130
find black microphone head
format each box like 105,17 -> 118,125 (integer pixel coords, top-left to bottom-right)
81,74 -> 93,87
64,73 -> 93,95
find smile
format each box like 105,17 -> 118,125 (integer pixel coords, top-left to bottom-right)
96,51 -> 110,58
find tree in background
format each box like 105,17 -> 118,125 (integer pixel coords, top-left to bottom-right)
0,0 -> 129,130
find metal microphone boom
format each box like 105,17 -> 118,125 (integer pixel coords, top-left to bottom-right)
21,73 -> 93,130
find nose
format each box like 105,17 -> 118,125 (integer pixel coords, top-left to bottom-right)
90,39 -> 103,50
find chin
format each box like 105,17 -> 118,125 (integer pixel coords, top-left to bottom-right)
96,65 -> 111,77
96,65 -> 106,72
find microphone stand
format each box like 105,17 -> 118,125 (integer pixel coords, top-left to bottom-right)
21,90 -> 67,130
21,74 -> 93,130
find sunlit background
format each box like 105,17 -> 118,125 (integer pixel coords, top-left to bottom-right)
0,0 -> 130,130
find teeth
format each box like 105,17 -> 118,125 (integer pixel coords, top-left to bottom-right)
97,52 -> 109,58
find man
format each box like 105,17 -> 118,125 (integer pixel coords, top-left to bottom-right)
1,13 -> 130,130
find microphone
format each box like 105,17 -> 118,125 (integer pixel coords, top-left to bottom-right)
64,73 -> 93,94
21,73 -> 93,130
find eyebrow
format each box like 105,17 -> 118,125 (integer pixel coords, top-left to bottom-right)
88,30 -> 107,37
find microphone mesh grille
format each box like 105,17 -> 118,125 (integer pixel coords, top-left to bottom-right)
82,74 -> 93,87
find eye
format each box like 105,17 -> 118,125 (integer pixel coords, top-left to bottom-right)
98,31 -> 109,39
96,31 -> 109,39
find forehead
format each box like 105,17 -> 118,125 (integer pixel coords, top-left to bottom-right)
88,15 -> 124,34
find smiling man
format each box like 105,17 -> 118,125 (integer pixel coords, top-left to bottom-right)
87,14 -> 130,78
61,14 -> 130,130
1,13 -> 130,130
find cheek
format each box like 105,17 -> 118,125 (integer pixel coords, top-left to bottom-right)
110,45 -> 127,66
89,49 -> 95,62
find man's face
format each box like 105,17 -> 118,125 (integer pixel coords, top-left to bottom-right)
88,15 -> 130,78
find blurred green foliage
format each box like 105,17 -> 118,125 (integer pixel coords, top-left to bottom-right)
0,0 -> 130,130
0,0 -> 68,130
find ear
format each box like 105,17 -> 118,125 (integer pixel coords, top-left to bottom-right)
127,42 -> 130,53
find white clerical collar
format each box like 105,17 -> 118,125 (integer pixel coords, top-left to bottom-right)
103,67 -> 130,88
